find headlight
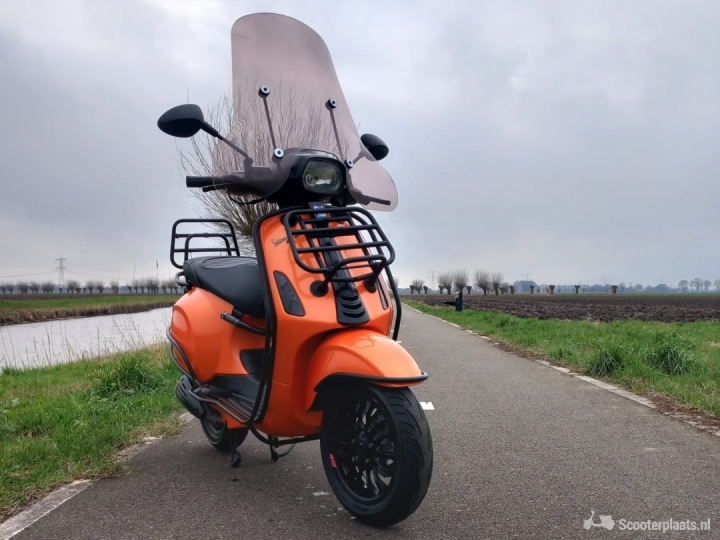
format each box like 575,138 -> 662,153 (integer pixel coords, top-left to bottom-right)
302,159 -> 343,194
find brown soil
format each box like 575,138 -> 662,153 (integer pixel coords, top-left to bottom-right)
407,293 -> 720,323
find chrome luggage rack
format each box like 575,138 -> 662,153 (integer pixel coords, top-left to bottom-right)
170,218 -> 240,269
281,206 -> 395,292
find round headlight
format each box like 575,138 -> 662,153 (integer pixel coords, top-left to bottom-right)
301,159 -> 343,194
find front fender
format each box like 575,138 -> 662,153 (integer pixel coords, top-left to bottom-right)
305,329 -> 427,410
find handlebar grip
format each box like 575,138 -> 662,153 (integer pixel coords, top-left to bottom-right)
185,176 -> 216,188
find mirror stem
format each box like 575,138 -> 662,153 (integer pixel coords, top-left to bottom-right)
202,124 -> 251,160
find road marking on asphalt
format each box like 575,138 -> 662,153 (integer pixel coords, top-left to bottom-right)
405,302 -> 720,438
420,402 -> 435,410
0,480 -> 92,540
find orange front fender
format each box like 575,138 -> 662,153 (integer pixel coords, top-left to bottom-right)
304,329 -> 427,410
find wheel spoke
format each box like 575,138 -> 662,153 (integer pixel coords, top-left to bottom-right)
331,393 -> 402,503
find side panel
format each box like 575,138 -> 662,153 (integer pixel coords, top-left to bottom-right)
303,329 -> 424,410
170,288 -> 265,382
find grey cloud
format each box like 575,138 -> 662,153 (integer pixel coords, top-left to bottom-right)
0,0 -> 718,287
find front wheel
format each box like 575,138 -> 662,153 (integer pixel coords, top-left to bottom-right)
320,385 -> 433,527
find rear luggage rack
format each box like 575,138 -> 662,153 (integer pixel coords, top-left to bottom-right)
282,207 -> 395,288
170,219 -> 240,269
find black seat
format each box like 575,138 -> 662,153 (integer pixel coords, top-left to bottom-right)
183,256 -> 265,319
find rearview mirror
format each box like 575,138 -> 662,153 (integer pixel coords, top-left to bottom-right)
157,104 -> 206,138
360,134 -> 389,161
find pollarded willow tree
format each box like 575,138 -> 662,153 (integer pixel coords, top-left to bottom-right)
410,279 -> 425,294
474,270 -> 490,296
452,270 -> 468,293
437,272 -> 453,295
491,272 -> 503,295
690,278 -> 704,293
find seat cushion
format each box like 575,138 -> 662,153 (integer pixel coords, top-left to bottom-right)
183,256 -> 265,319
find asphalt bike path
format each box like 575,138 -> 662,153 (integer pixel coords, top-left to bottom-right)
13,307 -> 720,539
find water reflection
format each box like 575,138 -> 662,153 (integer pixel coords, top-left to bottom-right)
0,308 -> 171,370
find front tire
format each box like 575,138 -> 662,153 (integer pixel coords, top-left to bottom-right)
320,385 -> 433,527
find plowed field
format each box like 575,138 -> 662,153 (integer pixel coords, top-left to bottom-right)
408,293 -> 720,322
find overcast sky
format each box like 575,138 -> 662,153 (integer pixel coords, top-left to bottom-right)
1,0 -> 718,288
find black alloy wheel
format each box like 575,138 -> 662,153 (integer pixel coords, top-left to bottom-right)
320,384 -> 433,527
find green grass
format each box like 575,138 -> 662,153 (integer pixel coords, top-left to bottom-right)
0,346 -> 183,520
0,295 -> 179,325
409,302 -> 720,417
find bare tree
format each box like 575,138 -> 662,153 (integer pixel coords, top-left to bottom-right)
145,278 -> 159,294
165,279 -> 179,294
466,285 -> 472,294
549,284 -> 556,294
29,281 -> 40,294
474,270 -> 490,296
530,284 -> 535,294
423,285 -> 428,294
95,280 -> 105,294
509,285 -> 515,294
110,280 -> 120,294
17,281 -> 29,294
715,279 -> 720,293
574,285 -> 580,294
452,270 -> 468,292
393,276 -> 399,290
66,279 -> 79,294
499,283 -> 509,294
437,272 -> 453,295
690,277 -> 703,293
703,280 -> 711,293
410,279 -> 424,294
178,93 -> 278,255
41,281 -> 55,293
491,272 -> 503,295
0,282 -> 13,294
678,280 -> 688,293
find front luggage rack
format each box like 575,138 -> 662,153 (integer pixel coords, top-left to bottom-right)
282,207 -> 395,288
170,219 -> 240,269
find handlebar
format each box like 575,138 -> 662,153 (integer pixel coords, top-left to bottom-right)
186,176 -> 222,188
185,175 -> 241,188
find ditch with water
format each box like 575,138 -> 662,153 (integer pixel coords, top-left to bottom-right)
0,308 -> 171,370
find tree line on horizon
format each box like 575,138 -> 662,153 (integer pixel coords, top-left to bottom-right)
402,274 -> 720,295
0,277 -> 182,295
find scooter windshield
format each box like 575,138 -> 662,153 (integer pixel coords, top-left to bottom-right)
217,13 -> 397,211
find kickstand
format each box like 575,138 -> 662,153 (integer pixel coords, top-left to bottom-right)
269,436 -> 279,462
229,434 -> 242,468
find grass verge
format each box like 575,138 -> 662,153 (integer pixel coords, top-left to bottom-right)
0,346 -> 183,521
409,302 -> 720,417
0,295 -> 179,325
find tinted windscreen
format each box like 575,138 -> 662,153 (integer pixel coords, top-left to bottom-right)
213,13 -> 397,211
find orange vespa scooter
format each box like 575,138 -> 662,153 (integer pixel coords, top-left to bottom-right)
157,13 -> 432,527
